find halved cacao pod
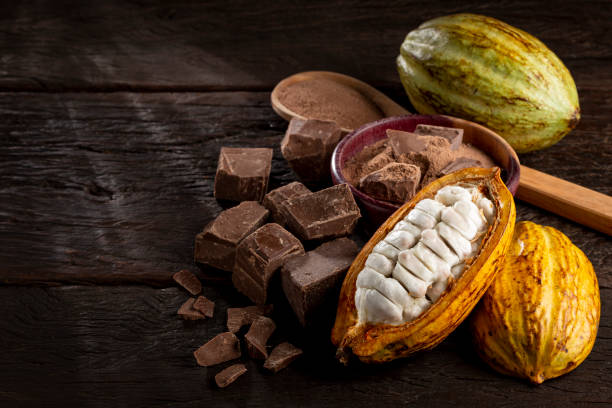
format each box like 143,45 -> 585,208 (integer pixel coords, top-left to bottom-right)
332,167 -> 515,363
470,221 -> 600,384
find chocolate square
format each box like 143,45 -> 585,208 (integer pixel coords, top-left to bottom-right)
281,237 -> 359,326
215,364 -> 247,388
263,342 -> 303,373
358,162 -> 421,203
415,124 -> 463,151
177,298 -> 206,320
193,296 -> 215,318
263,182 -> 311,226
214,147 -> 273,202
194,201 -> 269,272
193,332 -> 241,367
244,316 -> 276,359
282,184 -> 361,241
172,269 -> 202,295
232,223 -> 304,304
281,118 -> 343,184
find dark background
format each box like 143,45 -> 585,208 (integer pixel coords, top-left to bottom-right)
0,1 -> 610,407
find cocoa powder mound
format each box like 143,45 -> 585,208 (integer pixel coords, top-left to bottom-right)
277,79 -> 384,130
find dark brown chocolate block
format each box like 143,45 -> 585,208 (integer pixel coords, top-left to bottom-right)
214,147 -> 273,202
263,182 -> 311,226
232,223 -> 304,304
358,162 -> 421,204
263,342 -> 303,373
244,316 -> 276,359
415,124 -> 463,151
215,364 -> 247,388
226,304 -> 274,333
194,201 -> 269,272
282,184 -> 361,241
177,298 -> 206,320
172,269 -> 202,295
281,238 -> 359,326
193,296 -> 215,318
281,118 -> 343,184
193,332 -> 241,367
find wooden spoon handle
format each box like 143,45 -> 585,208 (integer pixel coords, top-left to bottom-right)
517,165 -> 612,235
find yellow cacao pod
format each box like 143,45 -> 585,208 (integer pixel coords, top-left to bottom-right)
471,221 -> 600,383
332,167 -> 515,363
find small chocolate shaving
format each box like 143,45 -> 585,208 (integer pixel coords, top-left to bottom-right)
226,305 -> 273,333
177,298 -> 206,320
172,269 -> 202,295
215,364 -> 247,388
193,332 -> 241,367
244,316 -> 276,359
193,296 -> 215,318
263,342 -> 303,373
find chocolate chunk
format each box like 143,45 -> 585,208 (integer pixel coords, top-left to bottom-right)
244,316 -> 276,359
386,129 -> 430,156
282,184 -> 361,241
226,304 -> 274,333
263,342 -> 303,373
194,201 -> 269,272
215,364 -> 247,388
232,224 -> 304,304
172,269 -> 202,295
263,182 -> 311,226
415,124 -> 463,151
193,296 -> 215,318
362,148 -> 395,175
281,118 -> 343,184
194,332 -> 241,367
177,298 -> 206,320
282,238 -> 359,326
439,156 -> 484,176
214,147 -> 273,202
358,162 -> 421,203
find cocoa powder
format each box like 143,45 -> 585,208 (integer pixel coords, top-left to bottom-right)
277,79 -> 384,130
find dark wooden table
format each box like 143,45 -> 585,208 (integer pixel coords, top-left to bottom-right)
1,1 -> 610,406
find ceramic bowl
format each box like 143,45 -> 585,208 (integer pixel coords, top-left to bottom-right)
330,115 -> 520,226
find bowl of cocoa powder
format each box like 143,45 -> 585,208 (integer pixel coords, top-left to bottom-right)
331,115 -> 520,226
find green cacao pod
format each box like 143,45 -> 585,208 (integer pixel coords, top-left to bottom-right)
397,14 -> 580,153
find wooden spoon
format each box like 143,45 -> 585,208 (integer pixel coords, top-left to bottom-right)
271,71 -> 612,236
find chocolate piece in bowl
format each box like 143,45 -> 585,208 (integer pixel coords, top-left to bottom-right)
232,223 -> 304,304
358,162 -> 421,203
283,184 -> 361,241
177,298 -> 206,320
172,269 -> 202,295
415,124 -> 463,151
214,147 -> 273,202
263,182 -> 311,226
263,342 -> 303,373
193,296 -> 215,318
194,201 -> 269,272
215,364 -> 247,388
439,157 -> 484,176
281,118 -> 343,184
281,238 -> 359,326
226,304 -> 274,333
244,316 -> 276,359
194,332 -> 241,367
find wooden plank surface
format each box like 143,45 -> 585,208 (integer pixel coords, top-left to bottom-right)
0,0 -> 610,91
1,90 -> 610,285
0,285 -> 610,407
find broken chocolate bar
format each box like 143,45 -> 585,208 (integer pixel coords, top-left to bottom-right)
215,364 -> 247,388
172,269 -> 202,295
194,201 -> 269,272
281,118 -> 343,184
415,124 -> 463,151
194,332 -> 241,367
282,238 -> 359,326
263,342 -> 303,373
226,305 -> 274,333
214,147 -> 273,202
263,182 -> 311,226
193,296 -> 215,318
232,223 -> 304,304
244,316 -> 276,359
358,162 -> 421,203
282,184 -> 361,241
177,298 -> 206,320
439,157 -> 483,176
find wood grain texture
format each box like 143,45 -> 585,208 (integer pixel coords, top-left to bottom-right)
0,285 -> 610,407
0,90 -> 610,285
0,0 -> 610,91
